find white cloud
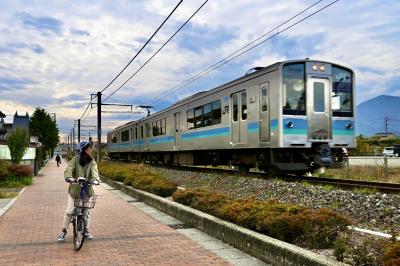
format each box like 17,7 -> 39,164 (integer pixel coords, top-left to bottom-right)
0,0 -> 399,139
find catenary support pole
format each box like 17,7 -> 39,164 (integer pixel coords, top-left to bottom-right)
97,91 -> 101,162
78,119 -> 81,143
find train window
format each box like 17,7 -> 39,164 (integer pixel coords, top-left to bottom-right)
161,118 -> 166,134
233,94 -> 238,121
140,126 -> 143,139
282,63 -> 306,115
332,66 -> 353,117
241,92 -> 247,120
152,118 -> 167,136
121,130 -> 129,142
203,103 -> 212,127
146,123 -> 150,138
261,87 -> 268,112
112,136 -> 117,143
152,121 -> 159,136
313,82 -> 325,112
194,106 -> 203,128
212,100 -> 221,125
135,127 -> 138,140
187,109 -> 194,129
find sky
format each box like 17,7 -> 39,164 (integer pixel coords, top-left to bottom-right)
0,0 -> 399,141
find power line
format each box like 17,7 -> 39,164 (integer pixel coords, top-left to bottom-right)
103,0 -> 209,102
78,1 -> 183,122
100,0 -> 183,94
145,0 -> 339,106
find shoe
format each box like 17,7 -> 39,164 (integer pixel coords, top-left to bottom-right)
57,229 -> 67,242
85,232 -> 93,240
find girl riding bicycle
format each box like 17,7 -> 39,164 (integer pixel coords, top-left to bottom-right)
57,141 -> 99,242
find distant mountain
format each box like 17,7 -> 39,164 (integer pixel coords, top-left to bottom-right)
356,95 -> 400,136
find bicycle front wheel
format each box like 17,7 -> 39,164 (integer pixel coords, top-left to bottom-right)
73,215 -> 86,251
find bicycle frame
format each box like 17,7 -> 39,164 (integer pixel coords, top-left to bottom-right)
71,179 -> 96,251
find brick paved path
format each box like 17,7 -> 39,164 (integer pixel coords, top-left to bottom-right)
0,159 -> 230,265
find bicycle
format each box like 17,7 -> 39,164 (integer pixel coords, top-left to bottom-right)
71,177 -> 99,251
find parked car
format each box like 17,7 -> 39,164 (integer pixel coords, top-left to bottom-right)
382,147 -> 394,157
394,145 -> 400,157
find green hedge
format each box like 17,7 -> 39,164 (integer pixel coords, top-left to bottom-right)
173,189 -> 351,249
99,162 -> 177,197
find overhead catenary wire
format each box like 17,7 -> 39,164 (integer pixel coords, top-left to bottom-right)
145,0 -> 339,106
100,0 -> 183,94
103,0 -> 340,130
103,0 -> 209,102
78,0 -> 183,122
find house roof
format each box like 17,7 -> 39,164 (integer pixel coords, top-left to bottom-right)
12,112 -> 29,130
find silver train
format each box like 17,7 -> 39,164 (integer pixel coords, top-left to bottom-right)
107,59 -> 355,174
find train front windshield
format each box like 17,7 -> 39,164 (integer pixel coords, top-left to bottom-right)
282,62 -> 354,117
331,66 -> 353,117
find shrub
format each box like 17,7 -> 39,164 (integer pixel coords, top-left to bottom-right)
99,162 -> 177,197
333,236 -> 348,262
0,161 -> 9,181
172,189 -> 351,249
381,242 -> 400,266
8,164 -> 33,177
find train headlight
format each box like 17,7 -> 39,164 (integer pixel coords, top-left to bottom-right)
319,65 -> 325,72
312,65 -> 318,71
287,121 -> 294,128
346,123 -> 353,129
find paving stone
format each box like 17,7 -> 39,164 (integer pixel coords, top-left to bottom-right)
0,159 -> 230,266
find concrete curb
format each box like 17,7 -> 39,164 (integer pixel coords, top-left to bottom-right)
0,187 -> 26,217
100,176 -> 345,266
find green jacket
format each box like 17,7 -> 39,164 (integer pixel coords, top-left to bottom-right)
64,155 -> 99,199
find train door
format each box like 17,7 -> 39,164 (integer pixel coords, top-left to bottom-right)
231,90 -> 248,145
145,122 -> 150,150
307,77 -> 332,140
259,82 -> 270,143
174,112 -> 181,148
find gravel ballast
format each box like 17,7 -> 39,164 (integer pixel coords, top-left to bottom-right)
149,166 -> 400,233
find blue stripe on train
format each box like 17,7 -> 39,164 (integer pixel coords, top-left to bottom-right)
332,119 -> 354,135
248,122 -> 259,133
283,118 -> 307,135
182,126 -> 230,140
149,136 -> 175,144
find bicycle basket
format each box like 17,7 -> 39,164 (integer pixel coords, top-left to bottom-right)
74,195 -> 97,208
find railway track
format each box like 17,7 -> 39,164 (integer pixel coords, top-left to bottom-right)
151,164 -> 400,193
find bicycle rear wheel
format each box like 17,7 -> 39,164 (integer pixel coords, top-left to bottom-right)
73,215 -> 86,251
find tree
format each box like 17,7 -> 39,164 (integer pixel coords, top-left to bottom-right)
30,108 -> 59,162
7,128 -> 29,164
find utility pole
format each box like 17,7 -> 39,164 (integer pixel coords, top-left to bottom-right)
384,116 -> 389,137
78,119 -> 81,143
73,127 -> 75,146
67,135 -> 70,151
97,91 -> 101,162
